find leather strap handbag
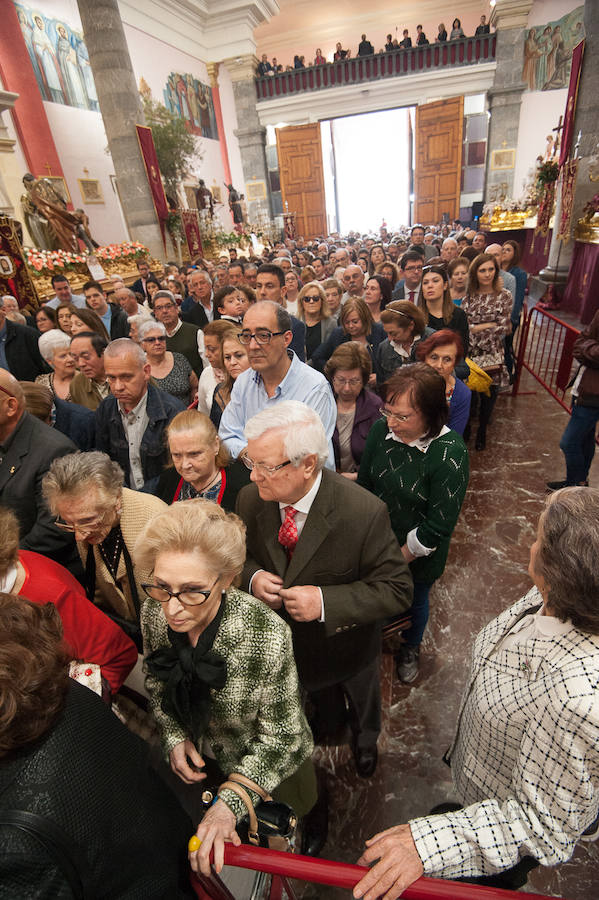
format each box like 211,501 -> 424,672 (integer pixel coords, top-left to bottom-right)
218,773 -> 297,851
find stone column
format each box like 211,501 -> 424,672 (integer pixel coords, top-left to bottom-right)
76,0 -> 164,258
222,55 -> 272,221
485,0 -> 534,200
538,1 -> 599,292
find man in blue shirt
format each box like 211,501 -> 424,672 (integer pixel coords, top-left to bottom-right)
83,280 -> 129,340
45,274 -> 86,309
219,301 -> 336,468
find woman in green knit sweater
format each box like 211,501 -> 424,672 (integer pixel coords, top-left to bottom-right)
358,363 -> 469,683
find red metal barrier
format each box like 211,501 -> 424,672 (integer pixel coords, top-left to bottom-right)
512,303 -> 580,412
191,844 -> 563,900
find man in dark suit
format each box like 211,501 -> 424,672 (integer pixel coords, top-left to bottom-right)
153,290 -> 203,376
0,369 -> 80,574
358,34 -> 374,56
181,270 -> 214,328
237,400 -> 412,782
392,251 -> 424,303
131,259 -> 158,302
0,298 -> 49,380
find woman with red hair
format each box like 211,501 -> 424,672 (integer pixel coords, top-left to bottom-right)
416,329 -> 471,436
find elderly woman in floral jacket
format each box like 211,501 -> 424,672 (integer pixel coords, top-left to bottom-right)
136,499 -> 314,877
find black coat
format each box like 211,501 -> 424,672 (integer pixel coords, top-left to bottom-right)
54,397 -> 96,451
181,301 -> 209,329
0,680 -> 194,899
4,320 -> 51,380
107,302 -> 130,339
0,411 -> 78,568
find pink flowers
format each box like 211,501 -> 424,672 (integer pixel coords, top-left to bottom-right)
25,241 -> 150,275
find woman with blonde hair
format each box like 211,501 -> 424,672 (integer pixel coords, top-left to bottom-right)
155,409 -> 249,510
196,320 -> 238,415
296,281 -> 336,363
137,499 -> 314,877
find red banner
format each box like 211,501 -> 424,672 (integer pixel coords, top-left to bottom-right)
557,159 -> 579,243
181,209 -> 203,259
559,40 -> 584,167
135,125 -> 168,250
0,216 -> 39,311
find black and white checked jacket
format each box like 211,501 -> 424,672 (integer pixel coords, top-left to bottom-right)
410,587 -> 599,878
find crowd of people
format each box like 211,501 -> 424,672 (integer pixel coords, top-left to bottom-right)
256,15 -> 492,74
1,216 -> 598,899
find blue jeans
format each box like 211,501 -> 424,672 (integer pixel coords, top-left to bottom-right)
402,581 -> 432,648
560,403 -> 599,485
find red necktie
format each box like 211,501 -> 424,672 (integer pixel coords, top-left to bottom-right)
278,506 -> 298,557
408,291 -> 416,303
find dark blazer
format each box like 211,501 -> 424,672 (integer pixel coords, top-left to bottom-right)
165,321 -> 203,376
107,302 -> 130,339
95,384 -> 185,488
358,40 -> 374,55
332,389 -> 381,471
311,322 -> 386,375
131,275 -> 159,301
236,469 -> 412,691
5,320 -> 51,381
290,315 -> 306,362
155,460 -> 251,512
0,680 -> 194,899
0,411 -> 77,565
181,300 -> 210,330
54,397 -> 96,451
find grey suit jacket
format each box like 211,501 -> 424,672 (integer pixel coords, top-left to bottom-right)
236,469 -> 412,690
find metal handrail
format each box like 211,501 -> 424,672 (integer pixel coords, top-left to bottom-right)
255,34 -> 496,100
193,843 -> 562,900
512,303 -> 580,411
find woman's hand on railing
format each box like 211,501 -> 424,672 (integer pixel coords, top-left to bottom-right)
189,799 -> 241,876
353,824 -> 424,900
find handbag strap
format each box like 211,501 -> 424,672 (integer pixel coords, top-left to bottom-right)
219,781 -> 260,845
0,809 -> 95,899
226,772 -> 272,804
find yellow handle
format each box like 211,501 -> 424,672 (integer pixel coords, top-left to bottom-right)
188,835 -> 202,852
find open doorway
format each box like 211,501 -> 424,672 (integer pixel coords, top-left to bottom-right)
320,106 -> 415,233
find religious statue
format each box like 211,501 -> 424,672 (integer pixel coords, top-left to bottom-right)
20,174 -> 98,253
195,179 -> 214,218
226,184 -> 243,225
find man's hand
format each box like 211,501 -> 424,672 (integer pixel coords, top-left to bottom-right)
279,585 -> 322,621
169,739 -> 206,784
251,570 -> 284,609
400,543 -> 415,564
353,824 -> 424,900
189,798 -> 240,876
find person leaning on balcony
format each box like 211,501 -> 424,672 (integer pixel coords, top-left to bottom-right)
436,23 -> 448,42
450,18 -> 465,40
334,41 -> 350,60
399,29 -> 412,49
354,487 -> 599,899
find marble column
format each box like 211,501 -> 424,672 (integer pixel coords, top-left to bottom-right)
76,0 -> 164,258
485,0 -> 534,200
538,1 -> 599,291
222,54 -> 271,221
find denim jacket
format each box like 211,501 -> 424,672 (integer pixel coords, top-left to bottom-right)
95,384 -> 185,488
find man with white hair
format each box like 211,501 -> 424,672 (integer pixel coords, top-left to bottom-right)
114,287 -> 151,320
237,400 -> 411,800
95,338 -> 185,489
341,264 -> 365,301
219,301 -> 336,468
1,295 -> 34,328
440,238 -> 459,263
181,270 -> 214,326
0,295 -> 49,381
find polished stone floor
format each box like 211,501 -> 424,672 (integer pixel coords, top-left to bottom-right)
297,371 -> 599,899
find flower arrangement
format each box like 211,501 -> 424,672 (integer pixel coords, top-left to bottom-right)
95,241 -> 148,262
536,160 -> 559,187
24,247 -> 88,273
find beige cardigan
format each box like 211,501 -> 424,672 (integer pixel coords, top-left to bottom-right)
77,488 -> 166,621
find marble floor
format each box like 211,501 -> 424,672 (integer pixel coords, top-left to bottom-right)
296,370 -> 599,899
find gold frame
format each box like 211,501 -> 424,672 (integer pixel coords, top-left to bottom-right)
246,181 -> 266,200
490,149 -> 516,171
78,178 -> 104,204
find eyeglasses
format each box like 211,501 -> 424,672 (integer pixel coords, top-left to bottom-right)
379,407 -> 413,423
142,336 -> 166,343
238,329 -> 286,346
142,575 -> 220,607
403,264 -> 423,273
333,376 -> 362,388
154,303 -> 175,312
241,456 -> 292,476
54,509 -> 112,535
303,296 -> 321,303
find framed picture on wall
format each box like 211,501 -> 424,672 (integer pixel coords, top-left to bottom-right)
246,181 -> 266,200
490,149 -> 516,171
211,184 -> 222,203
37,176 -> 71,206
184,185 -> 197,209
78,178 -> 104,204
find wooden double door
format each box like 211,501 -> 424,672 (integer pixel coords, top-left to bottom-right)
276,123 -> 327,239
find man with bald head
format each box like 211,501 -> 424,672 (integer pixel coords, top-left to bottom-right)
95,338 -> 184,490
114,287 -> 151,319
342,264 -> 365,300
0,368 -> 79,571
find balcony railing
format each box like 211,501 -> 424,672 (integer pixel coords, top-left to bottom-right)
256,34 -> 496,100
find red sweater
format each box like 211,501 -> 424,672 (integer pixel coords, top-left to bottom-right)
19,550 -> 137,693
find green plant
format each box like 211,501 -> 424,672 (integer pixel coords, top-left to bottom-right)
536,160 -> 559,186
142,97 -> 201,199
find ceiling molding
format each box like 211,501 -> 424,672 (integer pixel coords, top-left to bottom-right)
256,62 -> 496,126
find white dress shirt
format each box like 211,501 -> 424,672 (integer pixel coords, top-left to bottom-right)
118,391 -> 149,489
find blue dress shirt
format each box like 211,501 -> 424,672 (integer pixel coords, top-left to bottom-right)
218,350 -> 337,468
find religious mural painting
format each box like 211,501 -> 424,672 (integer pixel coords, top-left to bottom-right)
15,3 -> 99,111
163,73 -> 218,140
522,6 -> 585,92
